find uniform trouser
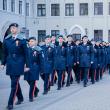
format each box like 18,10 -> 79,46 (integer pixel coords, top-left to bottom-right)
8,75 -> 23,106
27,81 -> 38,99
96,67 -> 100,81
62,71 -> 66,85
51,70 -> 57,85
66,67 -> 72,85
100,67 -> 103,79
73,66 -> 77,80
57,70 -> 63,88
80,67 -> 89,84
44,73 -> 50,92
74,64 -> 80,82
108,64 -> 110,74
90,68 -> 96,83
40,74 -> 45,81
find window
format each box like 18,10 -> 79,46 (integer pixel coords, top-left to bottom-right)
94,2 -> 103,15
37,4 -> 46,16
71,34 -> 81,40
65,3 -> 74,16
11,0 -> 15,12
3,0 -> 7,10
94,30 -> 103,41
38,30 -> 46,42
51,4 -> 60,16
108,30 -> 110,42
109,2 -> 110,15
51,30 -> 60,36
19,0 -> 22,14
80,3 -> 88,16
21,27 -> 29,39
26,3 -> 29,16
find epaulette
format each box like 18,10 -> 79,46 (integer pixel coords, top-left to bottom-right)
34,46 -> 42,52
5,34 -> 12,40
16,33 -> 26,40
50,43 -> 54,48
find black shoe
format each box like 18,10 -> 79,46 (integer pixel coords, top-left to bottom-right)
48,86 -> 51,91
83,83 -> 87,87
66,83 -> 70,87
62,82 -> 65,87
77,80 -> 80,84
34,89 -> 39,97
6,105 -> 13,110
57,87 -> 61,90
92,81 -> 95,84
29,98 -> 33,102
96,79 -> 99,82
43,91 -> 48,95
51,82 -> 54,86
15,100 -> 23,105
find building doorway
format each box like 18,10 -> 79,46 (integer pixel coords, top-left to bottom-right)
94,30 -> 103,41
71,34 -> 81,40
69,25 -> 86,40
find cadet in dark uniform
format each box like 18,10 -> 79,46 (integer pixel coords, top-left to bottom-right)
1,23 -> 30,110
41,35 -> 54,95
99,43 -> 105,80
77,36 -> 94,87
103,42 -> 108,73
24,37 -> 41,102
0,41 -> 2,61
54,35 -> 66,90
74,39 -> 81,83
90,40 -> 98,84
107,43 -> 110,74
50,35 -> 58,86
66,35 -> 76,86
95,41 -> 102,82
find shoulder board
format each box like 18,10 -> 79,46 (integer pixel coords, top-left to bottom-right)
16,33 -> 26,40
5,34 -> 12,40
34,46 -> 42,52
50,43 -> 54,48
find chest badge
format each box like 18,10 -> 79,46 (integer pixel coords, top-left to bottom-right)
87,46 -> 90,50
33,51 -> 37,56
16,40 -> 19,46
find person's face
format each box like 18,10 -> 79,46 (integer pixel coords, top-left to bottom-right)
67,37 -> 73,44
51,36 -> 56,42
100,43 -> 103,46
10,26 -> 18,34
29,39 -> 36,47
45,38 -> 51,44
102,42 -> 106,46
58,37 -> 63,43
106,43 -> 109,46
82,37 -> 88,43
76,40 -> 80,45
95,42 -> 100,46
91,41 -> 95,45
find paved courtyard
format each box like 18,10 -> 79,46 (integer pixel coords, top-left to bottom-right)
0,68 -> 110,110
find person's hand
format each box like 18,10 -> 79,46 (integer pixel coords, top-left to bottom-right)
24,67 -> 30,72
77,62 -> 79,64
91,61 -> 93,64
74,63 -> 76,66
0,65 -> 5,70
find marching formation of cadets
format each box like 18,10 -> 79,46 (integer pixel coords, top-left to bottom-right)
1,23 -> 110,110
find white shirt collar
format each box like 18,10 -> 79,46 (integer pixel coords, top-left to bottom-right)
12,34 -> 18,39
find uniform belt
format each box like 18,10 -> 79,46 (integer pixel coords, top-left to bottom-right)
9,54 -> 21,57
81,53 -> 89,56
